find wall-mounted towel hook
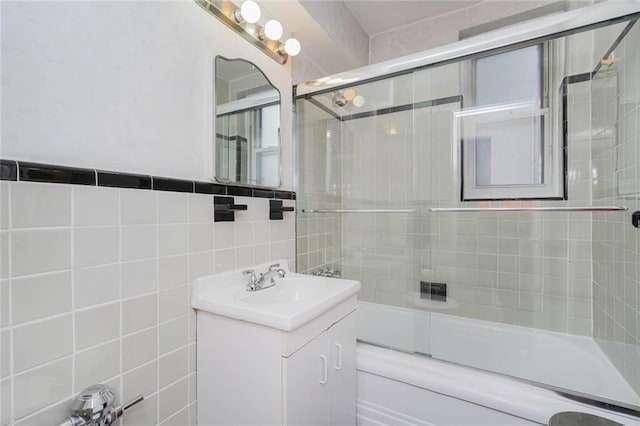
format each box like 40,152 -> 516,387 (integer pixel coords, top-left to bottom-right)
215,196 -> 248,222
269,199 -> 294,220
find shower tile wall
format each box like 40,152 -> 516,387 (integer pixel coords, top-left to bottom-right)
0,181 -> 295,425
592,21 -> 640,396
294,30 -> 612,337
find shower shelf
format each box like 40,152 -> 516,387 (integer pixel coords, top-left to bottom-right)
429,206 -> 628,212
302,209 -> 417,213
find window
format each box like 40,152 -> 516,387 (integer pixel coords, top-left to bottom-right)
458,44 -> 564,200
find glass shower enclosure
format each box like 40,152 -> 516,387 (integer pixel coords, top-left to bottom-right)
295,8 -> 640,412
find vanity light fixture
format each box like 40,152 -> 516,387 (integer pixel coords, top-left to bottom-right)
235,0 -> 260,23
263,19 -> 283,40
195,0 -> 301,64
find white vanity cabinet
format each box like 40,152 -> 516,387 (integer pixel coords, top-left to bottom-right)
285,310 -> 356,426
197,295 -> 357,426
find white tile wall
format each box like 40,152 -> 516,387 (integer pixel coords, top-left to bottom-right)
0,181 -> 295,425
297,32 -> 603,336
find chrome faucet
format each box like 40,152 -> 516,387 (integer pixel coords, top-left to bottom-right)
56,384 -> 143,426
243,263 -> 286,291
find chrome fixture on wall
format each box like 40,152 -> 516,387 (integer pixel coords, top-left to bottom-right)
56,384 -> 143,426
194,0 -> 300,64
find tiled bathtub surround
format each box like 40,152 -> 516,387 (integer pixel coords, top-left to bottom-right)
296,36 -> 598,336
0,180 -> 295,425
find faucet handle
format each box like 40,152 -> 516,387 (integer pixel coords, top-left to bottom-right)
242,269 -> 256,276
268,263 -> 281,271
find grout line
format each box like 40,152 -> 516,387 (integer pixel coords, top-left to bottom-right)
155,191 -> 161,426
7,181 -> 15,425
70,186 -> 77,397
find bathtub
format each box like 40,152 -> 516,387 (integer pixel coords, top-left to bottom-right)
356,301 -> 640,426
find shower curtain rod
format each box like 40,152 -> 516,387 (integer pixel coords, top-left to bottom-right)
429,206 -> 628,212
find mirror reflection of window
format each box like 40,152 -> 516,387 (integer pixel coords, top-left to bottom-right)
214,56 -> 281,188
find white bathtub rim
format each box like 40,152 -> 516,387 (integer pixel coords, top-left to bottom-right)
356,343 -> 640,426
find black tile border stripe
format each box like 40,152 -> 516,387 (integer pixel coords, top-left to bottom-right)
1,159 -> 295,200
19,161 -> 96,186
195,181 -> 226,195
0,160 -> 17,181
98,171 -> 152,190
152,177 -> 194,193
227,185 -> 253,197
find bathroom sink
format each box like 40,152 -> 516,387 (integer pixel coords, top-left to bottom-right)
192,260 -> 360,331
238,277 -> 327,305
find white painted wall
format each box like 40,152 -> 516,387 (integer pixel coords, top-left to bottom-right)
0,0 -> 294,190
369,1 -> 554,64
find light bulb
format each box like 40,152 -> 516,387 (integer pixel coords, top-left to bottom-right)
264,20 -> 283,40
343,88 -> 356,101
352,95 -> 365,107
240,1 -> 260,23
284,38 -> 301,56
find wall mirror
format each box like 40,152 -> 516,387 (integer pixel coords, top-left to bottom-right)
215,56 -> 281,188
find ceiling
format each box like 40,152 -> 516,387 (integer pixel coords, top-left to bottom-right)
343,0 -> 483,35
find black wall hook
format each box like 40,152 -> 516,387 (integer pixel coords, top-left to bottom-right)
632,211 -> 640,228
269,199 -> 294,220
214,196 -> 248,222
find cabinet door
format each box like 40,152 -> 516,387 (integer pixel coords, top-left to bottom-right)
328,312 -> 357,426
284,331 -> 329,426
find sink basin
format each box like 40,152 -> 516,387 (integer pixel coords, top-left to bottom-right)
239,277 -> 328,305
192,260 -> 361,331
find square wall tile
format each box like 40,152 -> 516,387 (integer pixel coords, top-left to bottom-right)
158,193 -> 188,224
73,227 -> 119,268
159,225 -> 188,257
159,377 -> 188,421
14,398 -> 70,426
120,189 -> 156,225
13,314 -> 72,372
11,229 -> 70,276
189,224 -> 213,253
121,226 -> 157,262
123,294 -> 157,335
159,287 -> 189,323
188,251 -> 214,281
11,271 -> 71,324
123,361 -> 157,402
159,255 -> 189,289
73,186 -> 119,226
75,303 -> 120,351
214,222 -> 234,250
122,394 -> 158,426
121,259 -> 157,298
74,340 -> 120,391
159,316 -> 188,355
11,183 -> 70,228
188,194 -> 212,224
74,264 -> 120,309
123,328 -> 157,372
13,357 -> 72,419
159,347 -> 188,388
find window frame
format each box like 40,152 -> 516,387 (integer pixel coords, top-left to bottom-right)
459,41 -> 565,201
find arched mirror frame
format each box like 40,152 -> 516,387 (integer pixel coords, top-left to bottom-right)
214,55 -> 282,188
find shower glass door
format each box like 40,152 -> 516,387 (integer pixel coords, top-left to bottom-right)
295,13 -> 640,411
